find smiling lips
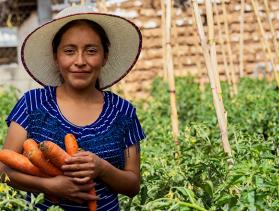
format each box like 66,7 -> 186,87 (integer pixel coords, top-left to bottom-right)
69,71 -> 92,78
70,71 -> 91,74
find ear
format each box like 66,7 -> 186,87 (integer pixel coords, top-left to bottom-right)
53,53 -> 58,66
102,53 -> 108,67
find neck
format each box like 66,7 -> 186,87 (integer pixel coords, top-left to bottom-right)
57,83 -> 101,103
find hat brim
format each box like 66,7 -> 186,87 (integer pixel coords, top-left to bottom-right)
21,12 -> 142,90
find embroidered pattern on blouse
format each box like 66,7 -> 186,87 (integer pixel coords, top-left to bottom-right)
6,86 -> 145,211
27,108 -> 134,169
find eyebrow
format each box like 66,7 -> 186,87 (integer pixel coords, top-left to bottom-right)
62,44 -> 100,48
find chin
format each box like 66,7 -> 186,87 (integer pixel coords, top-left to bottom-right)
70,81 -> 94,90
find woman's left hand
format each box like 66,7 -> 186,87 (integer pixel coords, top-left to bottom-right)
61,151 -> 105,184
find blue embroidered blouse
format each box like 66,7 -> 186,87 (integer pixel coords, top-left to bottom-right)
6,86 -> 145,211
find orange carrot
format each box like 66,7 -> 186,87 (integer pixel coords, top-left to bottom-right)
23,139 -> 62,176
0,149 -> 46,177
24,140 -> 61,203
88,189 -> 97,211
64,134 -> 79,156
64,134 -> 97,211
22,149 -> 28,157
39,141 -> 70,169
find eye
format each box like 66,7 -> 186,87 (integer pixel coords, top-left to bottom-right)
86,47 -> 97,55
64,48 -> 75,55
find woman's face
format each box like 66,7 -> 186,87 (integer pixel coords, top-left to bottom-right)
55,23 -> 107,90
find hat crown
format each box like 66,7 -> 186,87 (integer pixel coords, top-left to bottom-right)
55,5 -> 97,19
21,5 -> 142,89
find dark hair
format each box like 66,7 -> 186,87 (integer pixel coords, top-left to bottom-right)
52,19 -> 110,55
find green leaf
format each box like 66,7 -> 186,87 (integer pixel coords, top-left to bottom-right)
201,180 -> 214,198
175,187 -> 197,204
140,185 -> 148,205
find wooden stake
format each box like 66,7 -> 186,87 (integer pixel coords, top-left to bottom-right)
239,0 -> 245,77
190,2 -> 205,92
251,0 -> 279,86
205,0 -> 222,97
192,0 -> 233,163
160,0 -> 168,81
213,1 -> 233,97
221,0 -> 238,95
263,0 -> 279,76
255,24 -> 272,81
206,0 -> 229,130
166,0 -> 180,144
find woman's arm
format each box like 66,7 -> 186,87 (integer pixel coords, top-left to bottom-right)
0,122 -> 97,203
62,144 -> 141,198
0,121 -> 47,192
100,144 -> 140,197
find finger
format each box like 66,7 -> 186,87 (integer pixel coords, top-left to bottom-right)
75,192 -> 100,201
72,176 -> 92,184
64,156 -> 90,164
68,198 -> 85,204
62,163 -> 94,171
73,151 -> 92,157
77,183 -> 95,192
64,170 -> 94,178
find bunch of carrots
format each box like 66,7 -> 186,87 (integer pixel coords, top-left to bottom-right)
0,134 -> 96,211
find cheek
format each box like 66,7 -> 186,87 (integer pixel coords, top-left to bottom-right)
56,56 -> 72,71
89,56 -> 106,67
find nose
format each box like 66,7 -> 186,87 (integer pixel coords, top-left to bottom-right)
75,52 -> 86,67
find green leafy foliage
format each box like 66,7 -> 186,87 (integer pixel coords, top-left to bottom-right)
0,86 -> 19,147
0,78 -> 278,210
120,77 -> 279,210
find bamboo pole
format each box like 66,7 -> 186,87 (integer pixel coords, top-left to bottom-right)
256,23 -> 272,81
192,0 -> 233,163
205,0 -> 222,97
213,1 -> 233,97
239,0 -> 245,77
252,6 -> 272,82
160,0 -> 168,81
206,0 -> 228,129
251,0 -> 279,86
258,31 -> 271,80
166,0 -> 180,144
221,0 -> 238,95
263,0 -> 279,73
191,9 -> 205,93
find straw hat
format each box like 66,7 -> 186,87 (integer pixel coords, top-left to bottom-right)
21,5 -> 142,90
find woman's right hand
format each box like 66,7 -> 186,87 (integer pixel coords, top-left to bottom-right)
43,175 -> 98,204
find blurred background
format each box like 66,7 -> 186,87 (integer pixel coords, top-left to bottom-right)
0,0 -> 278,100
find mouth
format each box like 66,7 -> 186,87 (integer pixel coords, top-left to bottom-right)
70,71 -> 91,74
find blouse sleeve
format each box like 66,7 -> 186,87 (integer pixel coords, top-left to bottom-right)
6,95 -> 29,129
124,110 -> 146,149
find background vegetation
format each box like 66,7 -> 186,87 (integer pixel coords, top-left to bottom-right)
0,77 -> 278,210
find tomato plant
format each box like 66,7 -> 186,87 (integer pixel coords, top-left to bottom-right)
1,78 -> 278,210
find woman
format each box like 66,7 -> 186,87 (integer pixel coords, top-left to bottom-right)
0,5 -> 145,211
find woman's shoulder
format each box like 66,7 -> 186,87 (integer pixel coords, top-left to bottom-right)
22,86 -> 56,110
23,86 -> 54,98
104,91 -> 136,118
